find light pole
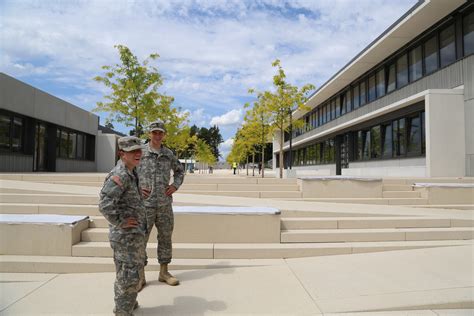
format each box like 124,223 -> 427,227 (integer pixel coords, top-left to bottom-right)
288,109 -> 293,170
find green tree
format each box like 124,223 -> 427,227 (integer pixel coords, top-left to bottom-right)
93,45 -> 167,137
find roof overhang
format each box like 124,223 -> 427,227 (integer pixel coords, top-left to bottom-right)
294,0 -> 467,120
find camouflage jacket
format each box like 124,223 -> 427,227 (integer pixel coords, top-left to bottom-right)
99,160 -> 147,241
137,143 -> 185,208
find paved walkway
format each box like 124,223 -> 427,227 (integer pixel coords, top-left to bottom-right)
1,245 -> 473,315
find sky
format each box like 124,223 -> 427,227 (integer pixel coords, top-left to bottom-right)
0,0 -> 418,159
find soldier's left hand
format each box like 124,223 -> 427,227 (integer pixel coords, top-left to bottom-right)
165,185 -> 177,196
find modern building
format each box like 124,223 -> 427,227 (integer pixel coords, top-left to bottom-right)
273,0 -> 474,178
0,73 -> 122,172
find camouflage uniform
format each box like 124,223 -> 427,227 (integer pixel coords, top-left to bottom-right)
138,143 -> 184,264
99,150 -> 147,315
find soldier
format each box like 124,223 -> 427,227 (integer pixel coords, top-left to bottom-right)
137,120 -> 184,289
99,136 -> 147,316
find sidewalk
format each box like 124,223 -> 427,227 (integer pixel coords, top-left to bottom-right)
1,245 -> 473,315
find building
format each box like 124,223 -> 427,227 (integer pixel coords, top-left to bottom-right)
273,0 -> 474,178
0,73 -> 122,172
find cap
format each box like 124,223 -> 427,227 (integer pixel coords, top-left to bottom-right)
118,136 -> 142,152
148,120 -> 166,133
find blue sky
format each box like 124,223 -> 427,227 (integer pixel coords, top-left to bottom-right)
0,0 -> 417,158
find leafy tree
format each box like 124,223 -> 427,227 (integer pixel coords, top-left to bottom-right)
194,139 -> 216,173
93,45 -> 167,137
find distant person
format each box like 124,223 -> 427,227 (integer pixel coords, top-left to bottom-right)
232,161 -> 237,175
99,136 -> 147,316
137,120 -> 184,289
258,162 -> 262,175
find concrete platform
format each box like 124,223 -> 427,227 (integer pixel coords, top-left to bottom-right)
1,245 -> 472,314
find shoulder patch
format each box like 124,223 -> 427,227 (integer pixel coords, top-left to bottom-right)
111,175 -> 123,188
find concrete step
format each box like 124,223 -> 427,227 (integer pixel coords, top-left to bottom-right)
180,184 -> 300,192
0,203 -> 100,216
407,204 -> 474,210
178,190 -> 302,198
0,174 -> 107,182
33,181 -> 103,187
281,227 -> 474,243
382,185 -> 413,191
280,217 -> 466,230
182,177 -> 297,185
0,193 -> 99,205
295,197 -> 429,205
382,191 -> 421,198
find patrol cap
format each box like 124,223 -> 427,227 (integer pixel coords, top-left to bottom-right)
148,120 -> 166,133
118,136 -> 142,152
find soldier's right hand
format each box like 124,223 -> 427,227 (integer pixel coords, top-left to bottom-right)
141,188 -> 151,198
121,217 -> 139,229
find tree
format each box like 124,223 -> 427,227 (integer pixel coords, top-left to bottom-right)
194,139 -> 216,173
93,45 -> 166,137
196,125 -> 223,160
267,59 -> 315,178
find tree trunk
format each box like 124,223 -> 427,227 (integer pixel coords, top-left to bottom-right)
246,156 -> 249,176
252,152 -> 255,177
261,144 -> 265,178
279,129 -> 284,178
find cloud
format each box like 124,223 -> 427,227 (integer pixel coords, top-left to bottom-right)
219,138 -> 234,159
210,109 -> 242,126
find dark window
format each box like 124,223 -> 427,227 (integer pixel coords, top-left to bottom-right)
382,123 -> 393,158
77,133 -> 84,159
368,74 -> 376,102
332,98 -> 338,120
11,117 -> 23,152
326,103 -> 331,122
360,80 -> 367,106
370,126 -> 381,159
440,24 -> 456,67
345,90 -> 352,113
387,63 -> 396,93
464,11 -> 474,56
407,114 -> 422,155
424,35 -> 439,74
362,130 -> 371,160
396,54 -> 408,88
356,131 -> 362,160
0,114 -> 11,151
56,129 -> 61,157
339,94 -> 345,116
393,118 -> 406,157
409,45 -> 423,81
376,68 -> 385,98
352,84 -> 360,109
323,139 -> 335,163
315,143 -> 321,164
60,130 -> 68,158
421,111 -> 426,154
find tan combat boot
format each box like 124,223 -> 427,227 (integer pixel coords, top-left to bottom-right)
137,267 -> 146,292
159,263 -> 179,286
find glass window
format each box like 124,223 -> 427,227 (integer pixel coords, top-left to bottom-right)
360,80 -> 367,106
424,35 -> 439,74
393,118 -> 406,157
409,45 -> 423,82
326,103 -> 331,122
368,74 -> 376,102
464,11 -> 474,56
0,114 -> 10,151
352,85 -> 360,109
11,117 -> 23,152
335,97 -> 341,118
362,130 -> 371,160
407,114 -> 421,155
315,143 -> 321,164
56,129 -> 61,157
77,133 -> 84,159
60,130 -> 68,158
345,90 -> 352,113
323,139 -> 335,163
370,126 -> 381,159
387,63 -> 396,93
356,131 -> 362,161
421,111 -> 426,154
440,24 -> 456,67
382,123 -> 393,158
396,54 -> 408,88
376,68 -> 385,98
68,132 -> 76,159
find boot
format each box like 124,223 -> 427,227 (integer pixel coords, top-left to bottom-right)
137,267 -> 146,292
159,263 -> 179,286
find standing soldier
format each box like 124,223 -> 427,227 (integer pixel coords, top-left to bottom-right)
99,136 -> 147,316
137,120 -> 184,289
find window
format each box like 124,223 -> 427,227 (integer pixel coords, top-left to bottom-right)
360,80 -> 367,106
331,99 -> 337,120
352,85 -> 360,109
393,118 -> 406,157
370,126 -> 381,159
421,111 -> 426,154
77,133 -> 84,159
335,97 -> 341,118
362,130 -> 371,160
376,68 -> 385,98
0,114 -> 11,151
323,139 -> 335,163
368,74 -> 376,102
387,63 -> 396,93
407,114 -> 422,155
409,45 -> 423,82
326,103 -> 331,122
464,11 -> 474,56
396,54 -> 408,88
424,35 -> 439,74
440,24 -> 456,67
11,117 -> 23,152
60,130 -> 68,158
345,90 -> 352,113
382,123 -> 393,158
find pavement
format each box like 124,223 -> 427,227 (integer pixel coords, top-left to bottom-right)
1,245 -> 473,315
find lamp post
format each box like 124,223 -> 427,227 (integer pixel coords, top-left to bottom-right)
289,109 -> 293,170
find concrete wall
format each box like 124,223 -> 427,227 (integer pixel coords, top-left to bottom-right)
0,155 -> 33,172
425,90 -> 465,177
342,158 -> 426,177
56,159 -> 97,172
463,56 -> 474,176
0,73 -> 98,135
96,132 -> 118,172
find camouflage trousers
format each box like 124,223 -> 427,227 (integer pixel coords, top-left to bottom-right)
144,204 -> 174,265
111,234 -> 146,315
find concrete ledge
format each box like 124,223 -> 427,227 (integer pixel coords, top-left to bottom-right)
0,214 -> 89,256
413,184 -> 474,204
297,177 -> 383,198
